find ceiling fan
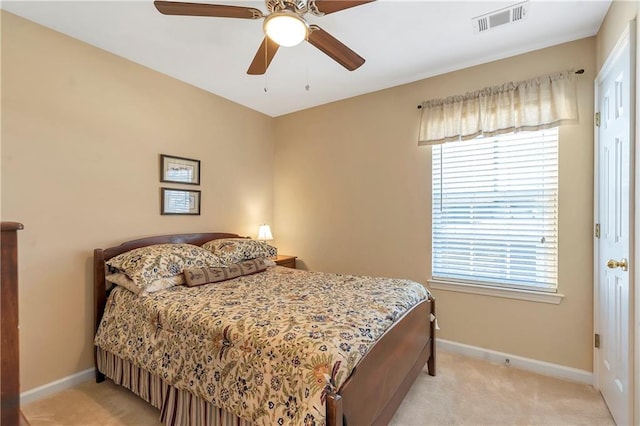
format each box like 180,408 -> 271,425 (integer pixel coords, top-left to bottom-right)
154,0 -> 375,75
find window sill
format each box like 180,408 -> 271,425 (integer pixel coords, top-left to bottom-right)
428,280 -> 565,305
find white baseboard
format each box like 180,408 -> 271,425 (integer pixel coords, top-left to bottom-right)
19,340 -> 593,405
437,338 -> 594,385
21,367 -> 95,406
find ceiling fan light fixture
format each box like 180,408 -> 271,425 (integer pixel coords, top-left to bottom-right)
263,11 -> 308,47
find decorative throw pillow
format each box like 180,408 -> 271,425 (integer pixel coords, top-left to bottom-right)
184,258 -> 270,287
201,238 -> 277,265
106,272 -> 186,296
106,243 -> 224,291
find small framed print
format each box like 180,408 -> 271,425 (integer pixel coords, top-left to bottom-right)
160,154 -> 200,185
161,188 -> 201,215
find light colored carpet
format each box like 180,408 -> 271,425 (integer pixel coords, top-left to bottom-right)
22,351 -> 614,426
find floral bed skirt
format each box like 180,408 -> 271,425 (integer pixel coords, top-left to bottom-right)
97,347 -> 253,426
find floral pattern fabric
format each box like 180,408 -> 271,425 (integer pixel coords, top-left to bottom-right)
202,238 -> 277,265
106,244 -> 224,294
94,266 -> 429,425
106,272 -> 186,296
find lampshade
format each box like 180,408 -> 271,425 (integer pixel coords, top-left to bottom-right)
263,11 -> 308,47
257,224 -> 274,241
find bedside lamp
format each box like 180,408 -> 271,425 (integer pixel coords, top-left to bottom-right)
257,224 -> 274,242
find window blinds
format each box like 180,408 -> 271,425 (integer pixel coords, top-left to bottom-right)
432,128 -> 558,291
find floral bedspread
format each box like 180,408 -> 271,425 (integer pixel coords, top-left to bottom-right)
95,266 -> 429,425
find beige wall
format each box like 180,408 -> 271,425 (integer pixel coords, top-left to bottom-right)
3,2 -> 630,392
274,38 -> 596,371
1,12 -> 275,391
596,0 -> 638,70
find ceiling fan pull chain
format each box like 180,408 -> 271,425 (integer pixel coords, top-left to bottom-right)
263,41 -> 269,92
305,65 -> 310,91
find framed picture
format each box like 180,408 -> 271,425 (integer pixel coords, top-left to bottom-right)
160,154 -> 200,185
161,188 -> 201,215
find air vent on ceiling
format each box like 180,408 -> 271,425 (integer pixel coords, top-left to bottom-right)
472,1 -> 529,34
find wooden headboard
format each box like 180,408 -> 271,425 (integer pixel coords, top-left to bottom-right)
93,232 -> 242,381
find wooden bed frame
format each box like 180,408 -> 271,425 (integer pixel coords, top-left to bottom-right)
94,232 -> 436,426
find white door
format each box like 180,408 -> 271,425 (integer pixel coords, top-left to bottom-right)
596,22 -> 634,426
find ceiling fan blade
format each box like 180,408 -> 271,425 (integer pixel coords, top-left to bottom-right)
247,37 -> 280,75
312,0 -> 375,15
154,1 -> 263,19
307,25 -> 365,71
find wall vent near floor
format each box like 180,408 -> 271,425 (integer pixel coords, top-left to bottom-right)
473,1 -> 529,34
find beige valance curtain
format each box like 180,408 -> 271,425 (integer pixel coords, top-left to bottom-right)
418,70 -> 578,146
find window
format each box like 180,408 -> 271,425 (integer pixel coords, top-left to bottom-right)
431,128 -> 558,294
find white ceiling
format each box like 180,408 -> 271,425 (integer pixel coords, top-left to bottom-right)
2,0 -> 611,117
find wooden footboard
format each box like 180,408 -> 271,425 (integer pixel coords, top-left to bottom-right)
327,296 -> 435,426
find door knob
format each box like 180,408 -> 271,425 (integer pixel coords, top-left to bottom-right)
607,258 -> 628,271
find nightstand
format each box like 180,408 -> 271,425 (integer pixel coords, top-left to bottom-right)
275,255 -> 297,269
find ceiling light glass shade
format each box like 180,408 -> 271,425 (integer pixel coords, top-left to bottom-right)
257,224 -> 274,241
263,11 -> 308,47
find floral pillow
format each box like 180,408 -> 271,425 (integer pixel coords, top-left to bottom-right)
106,272 -> 186,296
184,258 -> 271,287
106,243 -> 224,293
201,238 -> 277,265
